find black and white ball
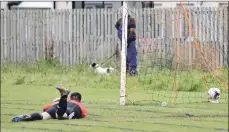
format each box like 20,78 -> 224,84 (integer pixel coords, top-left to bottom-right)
208,87 -> 221,103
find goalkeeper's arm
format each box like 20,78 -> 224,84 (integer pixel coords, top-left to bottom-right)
115,18 -> 122,30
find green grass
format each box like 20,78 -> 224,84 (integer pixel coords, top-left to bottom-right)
1,62 -> 228,132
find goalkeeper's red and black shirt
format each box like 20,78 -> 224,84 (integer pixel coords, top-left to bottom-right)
43,100 -> 87,118
43,104 -> 54,112
115,15 -> 136,43
68,100 -> 87,118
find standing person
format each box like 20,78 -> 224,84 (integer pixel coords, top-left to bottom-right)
115,15 -> 138,76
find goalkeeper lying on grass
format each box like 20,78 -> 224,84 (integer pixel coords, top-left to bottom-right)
11,86 -> 87,122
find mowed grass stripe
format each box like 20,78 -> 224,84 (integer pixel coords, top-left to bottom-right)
2,103 -> 227,116
2,119 -> 227,132
2,112 -> 227,124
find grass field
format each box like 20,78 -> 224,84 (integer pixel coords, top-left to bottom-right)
1,62 -> 228,132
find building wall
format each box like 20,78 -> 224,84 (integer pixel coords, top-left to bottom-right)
1,2 -> 8,9
73,1 -> 122,9
55,2 -> 72,9
16,2 -> 54,9
1,2 -> 54,9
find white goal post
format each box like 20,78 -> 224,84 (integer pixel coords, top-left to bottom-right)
120,1 -> 128,106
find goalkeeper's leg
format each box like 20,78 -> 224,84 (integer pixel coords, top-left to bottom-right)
11,86 -> 70,122
127,40 -> 137,75
55,86 -> 70,119
11,112 -> 52,122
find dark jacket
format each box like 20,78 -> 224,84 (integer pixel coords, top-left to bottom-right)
115,15 -> 136,44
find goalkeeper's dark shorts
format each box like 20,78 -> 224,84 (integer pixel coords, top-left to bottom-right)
45,105 -> 58,119
45,102 -> 82,119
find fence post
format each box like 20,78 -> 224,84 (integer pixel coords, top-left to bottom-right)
227,2 -> 229,67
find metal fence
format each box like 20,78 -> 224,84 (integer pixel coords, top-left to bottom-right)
0,7 -> 228,69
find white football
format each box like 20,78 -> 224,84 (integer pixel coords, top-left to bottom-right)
208,87 -> 221,103
162,102 -> 167,107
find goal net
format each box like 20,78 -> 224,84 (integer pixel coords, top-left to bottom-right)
121,2 -> 228,105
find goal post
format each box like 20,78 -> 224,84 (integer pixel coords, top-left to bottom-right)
118,1 -> 228,106
120,1 -> 128,106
